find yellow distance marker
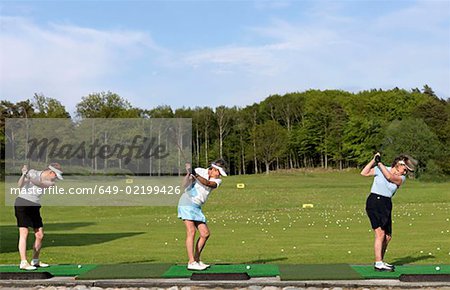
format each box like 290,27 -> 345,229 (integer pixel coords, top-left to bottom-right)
302,204 -> 314,208
126,178 -> 134,184
236,183 -> 245,189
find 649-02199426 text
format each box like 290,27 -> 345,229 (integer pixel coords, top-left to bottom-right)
10,185 -> 182,196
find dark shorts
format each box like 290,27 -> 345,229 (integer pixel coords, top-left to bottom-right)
14,197 -> 43,228
365,193 -> 392,235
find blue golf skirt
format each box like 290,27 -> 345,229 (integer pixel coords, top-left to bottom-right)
177,193 -> 206,223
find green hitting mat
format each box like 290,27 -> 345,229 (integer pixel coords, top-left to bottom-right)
352,264 -> 450,279
279,264 -> 362,280
77,263 -> 171,280
3,263 -> 450,280
0,264 -> 97,277
162,264 -> 280,278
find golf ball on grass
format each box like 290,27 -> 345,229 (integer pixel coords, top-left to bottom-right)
246,265 -> 251,270
78,265 -> 82,268
435,266 -> 440,271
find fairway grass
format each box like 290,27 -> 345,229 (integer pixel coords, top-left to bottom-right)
1,170 -> 449,265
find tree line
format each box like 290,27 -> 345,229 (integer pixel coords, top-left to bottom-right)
1,85 -> 449,179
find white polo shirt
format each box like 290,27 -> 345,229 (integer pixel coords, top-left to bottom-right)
187,168 -> 222,206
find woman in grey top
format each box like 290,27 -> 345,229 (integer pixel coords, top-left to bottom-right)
15,163 -> 63,270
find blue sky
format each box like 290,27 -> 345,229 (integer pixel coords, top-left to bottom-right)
1,0 -> 449,115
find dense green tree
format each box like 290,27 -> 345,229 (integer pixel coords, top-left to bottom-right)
342,117 -> 383,166
76,91 -> 139,118
253,120 -> 288,174
383,118 -> 442,173
422,84 -> 436,97
2,87 -> 449,179
215,105 -> 235,159
33,93 -> 70,118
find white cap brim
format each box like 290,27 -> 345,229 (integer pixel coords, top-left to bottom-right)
398,160 -> 413,171
211,163 -> 227,176
48,165 -> 64,180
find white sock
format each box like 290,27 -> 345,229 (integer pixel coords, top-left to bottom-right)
375,261 -> 384,267
31,259 -> 39,264
20,260 -> 28,265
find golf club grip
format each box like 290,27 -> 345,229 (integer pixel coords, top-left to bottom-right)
189,167 -> 198,176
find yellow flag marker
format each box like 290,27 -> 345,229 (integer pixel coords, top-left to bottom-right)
126,179 -> 134,184
236,183 -> 245,189
302,204 -> 314,208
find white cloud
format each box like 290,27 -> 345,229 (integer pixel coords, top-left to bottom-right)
180,2 -> 449,100
374,0 -> 450,34
0,16 -> 162,111
1,1 -> 448,115
183,19 -> 341,77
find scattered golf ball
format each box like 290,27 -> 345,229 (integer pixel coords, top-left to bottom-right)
246,265 -> 251,270
78,265 -> 82,268
436,266 -> 440,271
348,250 -> 352,254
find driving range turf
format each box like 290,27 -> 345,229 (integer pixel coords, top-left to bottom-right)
1,263 -> 449,280
1,170 -> 449,280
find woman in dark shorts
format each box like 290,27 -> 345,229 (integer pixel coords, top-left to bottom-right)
360,153 -> 416,272
15,163 -> 63,270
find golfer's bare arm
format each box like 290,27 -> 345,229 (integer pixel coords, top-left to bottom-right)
377,163 -> 403,187
18,165 -> 29,188
195,175 -> 218,189
182,173 -> 192,188
17,174 -> 28,188
29,172 -> 55,188
360,159 -> 376,176
34,179 -> 55,188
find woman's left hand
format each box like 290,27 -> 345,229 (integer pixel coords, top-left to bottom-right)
185,163 -> 191,174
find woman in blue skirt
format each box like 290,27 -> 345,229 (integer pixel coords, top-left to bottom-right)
178,159 -> 227,271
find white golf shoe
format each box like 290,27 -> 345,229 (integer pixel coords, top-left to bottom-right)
198,261 -> 210,268
374,262 -> 394,272
19,261 -> 36,271
187,261 -> 208,271
31,259 -> 49,268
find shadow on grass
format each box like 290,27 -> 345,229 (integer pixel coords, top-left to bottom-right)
392,255 -> 435,265
244,257 -> 288,264
121,259 -> 157,264
0,223 -> 144,253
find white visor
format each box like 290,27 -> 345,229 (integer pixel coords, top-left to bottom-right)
398,160 -> 413,171
48,165 -> 64,180
211,163 -> 227,176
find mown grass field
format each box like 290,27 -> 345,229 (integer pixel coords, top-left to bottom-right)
1,169 -> 449,265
